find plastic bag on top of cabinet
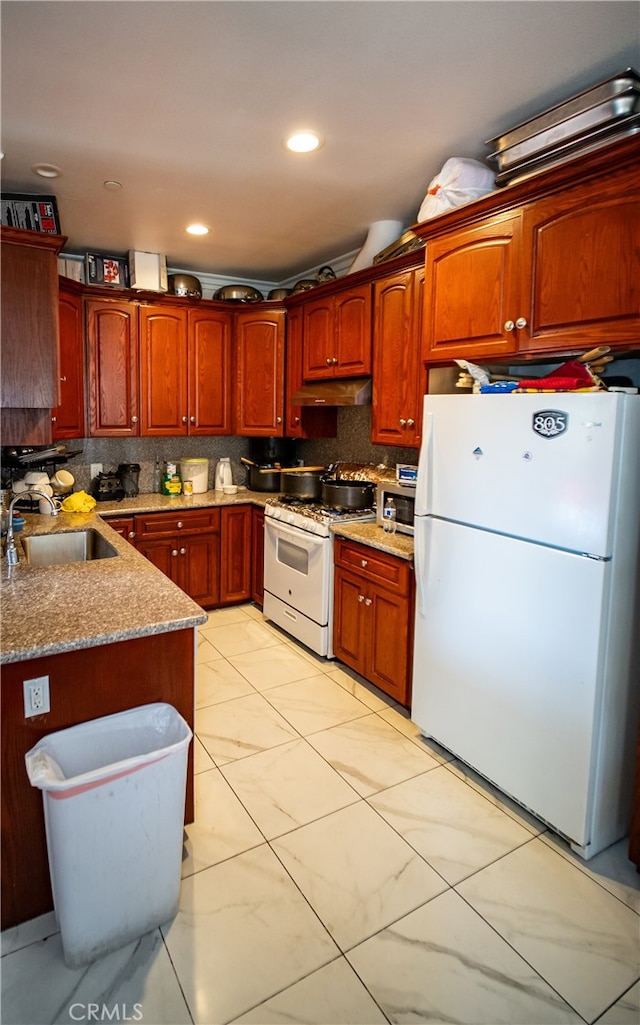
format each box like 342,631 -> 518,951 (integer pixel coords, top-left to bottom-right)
417,158 -> 495,221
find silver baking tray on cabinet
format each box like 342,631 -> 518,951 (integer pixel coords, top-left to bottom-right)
486,68 -> 640,169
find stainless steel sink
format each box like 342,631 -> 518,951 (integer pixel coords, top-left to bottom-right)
22,529 -> 119,566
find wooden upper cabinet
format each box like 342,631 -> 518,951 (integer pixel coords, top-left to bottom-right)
52,282 -> 85,439
422,212 -> 521,362
285,305 -> 337,439
188,308 -> 232,435
1,228 -> 65,445
520,166 -> 640,352
372,265 -> 425,448
86,298 -> 139,437
303,283 -> 372,379
139,304 -> 189,435
235,308 -> 285,435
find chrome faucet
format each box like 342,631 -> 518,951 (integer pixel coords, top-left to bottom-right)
5,491 -> 59,570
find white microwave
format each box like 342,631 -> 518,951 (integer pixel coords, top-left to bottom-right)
376,481 -> 416,536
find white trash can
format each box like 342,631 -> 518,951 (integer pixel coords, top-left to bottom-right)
25,702 -> 192,967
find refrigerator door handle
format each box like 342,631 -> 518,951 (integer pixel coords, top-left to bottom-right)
414,518 -> 430,618
416,410 -> 434,516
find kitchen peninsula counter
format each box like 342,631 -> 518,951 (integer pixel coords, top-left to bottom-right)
95,486 -> 270,516
1,509 -> 207,665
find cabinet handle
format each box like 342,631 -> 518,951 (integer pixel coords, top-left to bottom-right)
358,594 -> 365,602
131,415 -> 138,423
276,416 -> 282,424
516,317 -> 528,329
364,597 -> 372,606
399,418 -> 407,427
332,357 -> 339,365
182,415 -> 188,423
504,320 -> 515,332
180,547 -> 186,555
177,521 -> 183,529
171,549 -> 178,557
407,418 -> 415,428
190,415 -> 196,424
59,375 -> 67,382
326,357 -> 333,365
361,559 -> 368,567
293,416 -> 300,425
51,416 -> 57,423
128,531 -> 136,539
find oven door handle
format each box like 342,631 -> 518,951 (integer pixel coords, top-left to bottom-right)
265,518 -> 326,551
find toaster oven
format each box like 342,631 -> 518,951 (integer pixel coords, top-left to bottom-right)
376,481 -> 416,535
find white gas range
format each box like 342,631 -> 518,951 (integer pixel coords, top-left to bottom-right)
262,497 -> 376,657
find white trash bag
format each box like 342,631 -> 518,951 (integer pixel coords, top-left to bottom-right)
417,157 -> 495,221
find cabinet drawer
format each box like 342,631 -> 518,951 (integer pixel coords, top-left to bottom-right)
134,508 -> 220,538
334,538 -> 411,595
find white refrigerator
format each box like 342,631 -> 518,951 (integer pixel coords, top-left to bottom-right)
411,392 -> 639,859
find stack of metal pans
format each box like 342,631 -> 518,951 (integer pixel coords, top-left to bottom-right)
486,68 -> 640,186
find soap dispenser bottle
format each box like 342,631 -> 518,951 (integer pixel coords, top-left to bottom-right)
215,457 -> 232,491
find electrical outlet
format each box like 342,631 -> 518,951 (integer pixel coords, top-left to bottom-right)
23,676 -> 50,718
90,463 -> 103,478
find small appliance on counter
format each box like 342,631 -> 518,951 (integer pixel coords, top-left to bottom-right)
117,463 -> 140,498
91,470 -> 125,503
376,481 -> 416,535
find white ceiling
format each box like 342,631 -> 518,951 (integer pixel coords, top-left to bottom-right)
2,1 -> 639,285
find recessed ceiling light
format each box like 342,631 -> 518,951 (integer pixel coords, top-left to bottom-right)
103,180 -> 123,190
186,224 -> 209,236
284,131 -> 323,154
32,163 -> 62,178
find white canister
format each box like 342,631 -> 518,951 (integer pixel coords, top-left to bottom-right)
180,458 -> 209,494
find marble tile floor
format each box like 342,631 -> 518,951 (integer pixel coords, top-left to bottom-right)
2,603 -> 639,1025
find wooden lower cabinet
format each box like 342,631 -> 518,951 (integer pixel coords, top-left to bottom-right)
220,505 -> 252,604
333,538 -> 414,706
134,508 -> 221,608
102,515 -> 135,544
251,506 -> 265,605
1,628 -> 195,931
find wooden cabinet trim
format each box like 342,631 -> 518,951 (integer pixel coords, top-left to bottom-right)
334,538 -> 411,594
134,508 -> 220,538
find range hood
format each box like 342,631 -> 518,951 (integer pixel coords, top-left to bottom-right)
291,377 -> 372,406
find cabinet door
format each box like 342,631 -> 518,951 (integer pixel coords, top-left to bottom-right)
372,269 -> 422,447
334,285 -> 372,376
422,212 -> 521,361
136,537 -> 180,583
86,299 -> 139,436
220,505 -> 252,604
368,585 -> 413,705
52,285 -> 84,439
251,506 -> 265,605
102,515 -> 135,544
520,168 -> 640,352
302,296 -> 334,378
188,308 -> 233,434
182,534 -> 220,607
333,568 -> 367,676
235,309 -> 285,435
139,305 -> 189,435
285,306 -> 337,438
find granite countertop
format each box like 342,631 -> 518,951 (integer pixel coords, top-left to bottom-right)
94,486 -> 271,516
1,510 -> 208,665
330,521 -> 414,561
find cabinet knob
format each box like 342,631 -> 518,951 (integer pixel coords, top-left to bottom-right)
407,418 -> 415,429
182,415 -> 188,423
516,317 -> 528,329
332,357 -> 339,365
326,357 -> 333,365
171,549 -> 178,557
364,597 -> 372,607
59,375 -> 67,382
131,415 -> 138,423
276,416 -> 282,424
177,521 -> 183,529
399,418 -> 407,427
180,547 -> 186,555
504,320 -> 515,332
358,594 -> 365,602
361,559 -> 368,567
190,415 -> 196,424
128,531 -> 136,539
293,416 -> 300,425
51,416 -> 57,423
